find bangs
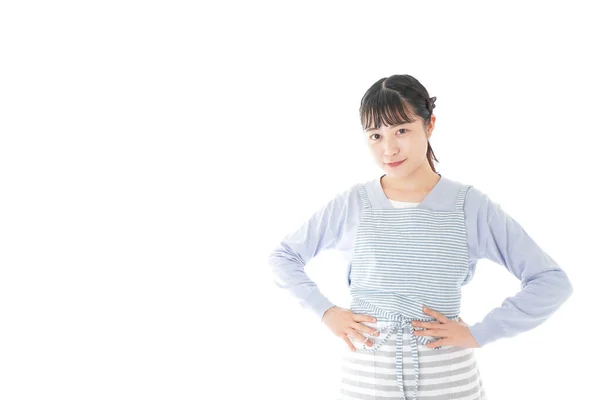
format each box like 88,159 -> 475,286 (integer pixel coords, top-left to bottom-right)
360,89 -> 418,131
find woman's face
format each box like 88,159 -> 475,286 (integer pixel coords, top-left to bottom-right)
363,113 -> 436,178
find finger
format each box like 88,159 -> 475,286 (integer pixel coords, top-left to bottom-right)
414,329 -> 446,337
349,330 -> 372,347
423,306 -> 450,323
343,335 -> 357,352
426,338 -> 447,348
352,322 -> 381,337
354,314 -> 377,323
413,320 -> 443,329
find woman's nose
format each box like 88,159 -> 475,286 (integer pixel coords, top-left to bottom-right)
384,145 -> 399,156
382,139 -> 399,154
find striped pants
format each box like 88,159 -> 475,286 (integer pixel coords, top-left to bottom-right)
338,321 -> 487,400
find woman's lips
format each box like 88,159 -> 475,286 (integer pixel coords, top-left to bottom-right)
386,159 -> 406,167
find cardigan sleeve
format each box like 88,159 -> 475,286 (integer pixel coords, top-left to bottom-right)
466,190 -> 574,347
267,183 -> 363,322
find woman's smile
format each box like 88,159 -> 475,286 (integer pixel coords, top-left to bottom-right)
386,159 -> 406,167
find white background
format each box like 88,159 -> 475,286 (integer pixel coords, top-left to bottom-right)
1,1 -> 598,399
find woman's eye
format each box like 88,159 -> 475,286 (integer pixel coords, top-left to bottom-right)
370,129 -> 407,140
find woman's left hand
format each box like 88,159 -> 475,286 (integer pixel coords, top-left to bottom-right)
412,306 -> 480,349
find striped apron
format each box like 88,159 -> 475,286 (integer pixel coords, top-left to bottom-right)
338,181 -> 487,400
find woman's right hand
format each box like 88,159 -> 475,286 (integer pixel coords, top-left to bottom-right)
322,306 -> 380,352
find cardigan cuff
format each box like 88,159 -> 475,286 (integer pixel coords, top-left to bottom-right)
468,321 -> 506,348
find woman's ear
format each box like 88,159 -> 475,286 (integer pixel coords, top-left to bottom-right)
425,115 -> 435,139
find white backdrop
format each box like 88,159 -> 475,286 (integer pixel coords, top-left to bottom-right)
1,1 -> 598,399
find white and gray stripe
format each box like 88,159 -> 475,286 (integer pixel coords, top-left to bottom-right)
338,322 -> 487,399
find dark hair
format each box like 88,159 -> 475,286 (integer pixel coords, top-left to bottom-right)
359,74 -> 439,173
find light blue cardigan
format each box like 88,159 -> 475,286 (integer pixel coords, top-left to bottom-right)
268,173 -> 573,348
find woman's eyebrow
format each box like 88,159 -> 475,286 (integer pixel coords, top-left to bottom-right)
365,122 -> 409,132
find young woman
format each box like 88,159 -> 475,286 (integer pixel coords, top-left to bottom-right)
268,74 -> 573,400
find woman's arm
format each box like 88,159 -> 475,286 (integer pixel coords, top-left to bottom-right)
466,188 -> 574,347
267,183 -> 363,322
